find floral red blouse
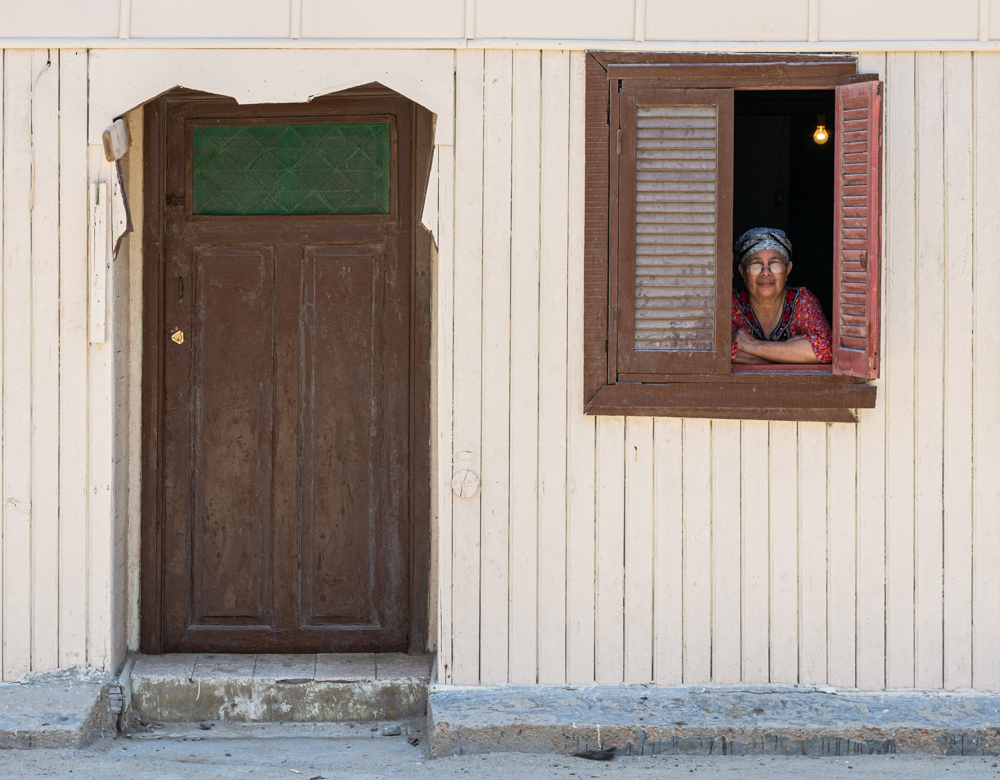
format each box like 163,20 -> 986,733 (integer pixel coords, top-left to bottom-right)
731,287 -> 832,364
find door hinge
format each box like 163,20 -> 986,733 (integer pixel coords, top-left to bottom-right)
616,128 -> 621,155
617,79 -> 623,93
605,338 -> 609,354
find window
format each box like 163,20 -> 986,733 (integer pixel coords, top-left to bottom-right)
584,53 -> 882,422
188,118 -> 394,216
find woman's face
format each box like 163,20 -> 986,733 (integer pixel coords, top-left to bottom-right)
740,248 -> 791,302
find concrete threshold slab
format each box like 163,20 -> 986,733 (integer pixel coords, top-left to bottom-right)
428,683 -> 1000,758
0,667 -> 118,749
125,717 -> 424,741
129,653 -> 433,724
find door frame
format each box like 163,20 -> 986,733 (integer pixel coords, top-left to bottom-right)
139,86 -> 434,654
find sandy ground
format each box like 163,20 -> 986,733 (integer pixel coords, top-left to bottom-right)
3,732 -> 1000,780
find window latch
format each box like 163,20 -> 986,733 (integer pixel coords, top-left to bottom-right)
859,250 -> 868,270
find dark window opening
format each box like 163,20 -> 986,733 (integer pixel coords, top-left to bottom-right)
733,89 -> 836,324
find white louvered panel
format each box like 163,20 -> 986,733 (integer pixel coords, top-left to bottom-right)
633,104 -> 718,352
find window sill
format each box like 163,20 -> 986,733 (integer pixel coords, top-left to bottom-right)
586,376 -> 875,423
730,363 -> 832,376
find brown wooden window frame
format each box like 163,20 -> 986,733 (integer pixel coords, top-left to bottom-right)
584,52 -> 882,423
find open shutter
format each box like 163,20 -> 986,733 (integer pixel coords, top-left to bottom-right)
615,87 -> 733,377
833,80 -> 883,379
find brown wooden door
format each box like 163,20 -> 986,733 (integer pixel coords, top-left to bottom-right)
145,90 -> 427,653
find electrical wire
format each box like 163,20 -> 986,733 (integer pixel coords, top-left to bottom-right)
26,52 -> 52,211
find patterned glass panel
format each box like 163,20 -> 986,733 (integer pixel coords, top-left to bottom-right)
192,122 -> 391,216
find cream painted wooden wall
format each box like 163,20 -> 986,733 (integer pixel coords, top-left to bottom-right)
434,49 -> 1000,691
2,45 -> 999,693
0,49 -> 130,682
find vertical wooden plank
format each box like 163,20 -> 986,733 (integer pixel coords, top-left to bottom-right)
88,150 -> 115,672
125,107 -> 145,654
624,417 -> 653,684
59,50 -> 89,669
856,392 -> 887,689
435,144 -> 456,681
740,420 -> 769,684
450,49 -> 485,685
595,416 -> 625,684
884,51 -> 917,690
30,48 -> 59,673
653,418 -> 682,685
565,51 -> 597,686
682,419 -> 711,683
943,51 -> 974,691
537,49 -> 570,685
798,422 -> 827,685
914,52 -> 945,690
478,49 -> 512,686
0,49 -> 5,678
827,424 -> 857,688
3,50 -> 34,680
972,52 -> 1000,692
855,50 -> 888,693
711,420 -> 741,684
769,421 -> 798,683
508,49 -> 541,685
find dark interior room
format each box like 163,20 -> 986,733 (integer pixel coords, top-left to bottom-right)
733,89 -> 837,323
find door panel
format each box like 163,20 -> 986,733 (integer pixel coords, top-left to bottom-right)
152,92 -> 417,653
191,246 -> 275,624
302,246 -> 383,626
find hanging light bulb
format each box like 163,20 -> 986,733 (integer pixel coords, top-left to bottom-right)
813,114 -> 829,145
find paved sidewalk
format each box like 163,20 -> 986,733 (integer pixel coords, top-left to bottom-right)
2,730 -> 1000,779
430,684 -> 1000,757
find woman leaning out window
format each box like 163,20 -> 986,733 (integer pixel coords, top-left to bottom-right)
730,227 -> 833,365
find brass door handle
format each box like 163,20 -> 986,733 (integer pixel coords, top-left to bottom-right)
170,327 -> 184,345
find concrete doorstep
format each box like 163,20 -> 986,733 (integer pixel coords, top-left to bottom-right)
0,667 -> 119,749
427,684 -> 1000,758
128,652 -> 433,724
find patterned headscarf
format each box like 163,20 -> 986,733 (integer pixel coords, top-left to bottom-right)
734,227 -> 792,266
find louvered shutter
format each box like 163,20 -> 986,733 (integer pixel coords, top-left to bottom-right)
833,80 -> 883,379
615,88 -> 733,377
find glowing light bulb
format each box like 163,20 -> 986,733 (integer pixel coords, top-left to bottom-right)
813,114 -> 829,145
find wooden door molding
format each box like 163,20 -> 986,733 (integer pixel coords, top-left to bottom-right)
140,86 -> 434,654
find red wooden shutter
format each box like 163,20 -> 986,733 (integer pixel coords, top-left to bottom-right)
832,80 -> 883,379
615,86 -> 734,377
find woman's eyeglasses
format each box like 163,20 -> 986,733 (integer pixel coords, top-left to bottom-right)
743,260 -> 787,276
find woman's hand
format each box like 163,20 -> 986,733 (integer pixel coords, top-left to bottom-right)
732,329 -> 773,363
734,328 -> 760,354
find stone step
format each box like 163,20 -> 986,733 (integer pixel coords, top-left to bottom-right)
128,653 -> 432,724
0,667 -> 118,749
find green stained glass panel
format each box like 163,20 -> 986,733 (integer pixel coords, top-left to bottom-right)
192,122 -> 391,216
